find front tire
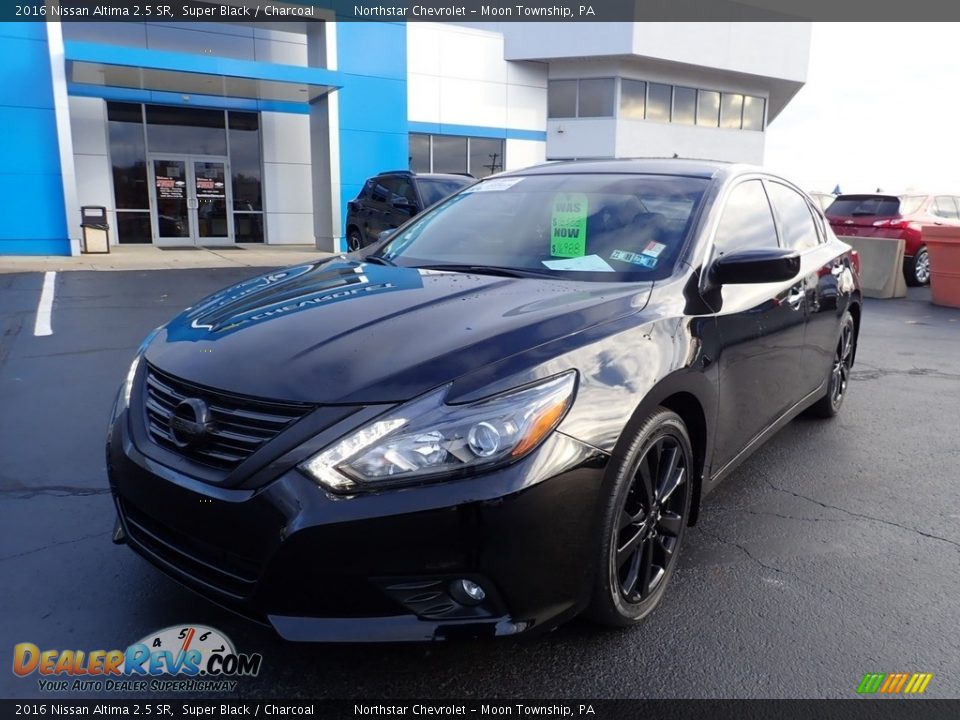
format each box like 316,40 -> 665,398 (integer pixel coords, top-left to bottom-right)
904,246 -> 930,286
808,311 -> 856,418
587,408 -> 693,627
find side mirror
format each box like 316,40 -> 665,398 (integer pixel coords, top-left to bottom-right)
390,198 -> 418,215
709,247 -> 800,285
378,228 -> 396,242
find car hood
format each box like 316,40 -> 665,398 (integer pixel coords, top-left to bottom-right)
145,258 -> 652,404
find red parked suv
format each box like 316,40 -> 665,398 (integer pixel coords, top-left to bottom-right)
825,193 -> 960,286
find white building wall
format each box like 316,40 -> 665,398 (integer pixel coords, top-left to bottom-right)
67,96 -> 115,244
407,23 -> 547,170
504,139 -> 546,170
260,111 -> 314,244
615,121 -> 764,163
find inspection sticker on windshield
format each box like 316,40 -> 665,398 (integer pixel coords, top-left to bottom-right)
550,192 -> 588,257
642,241 -> 667,258
610,249 -> 657,268
463,177 -> 524,193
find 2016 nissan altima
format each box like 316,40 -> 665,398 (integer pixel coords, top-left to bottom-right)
107,160 -> 861,642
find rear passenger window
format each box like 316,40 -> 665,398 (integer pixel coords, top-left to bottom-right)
714,180 -> 778,255
933,196 -> 959,219
766,182 -> 821,252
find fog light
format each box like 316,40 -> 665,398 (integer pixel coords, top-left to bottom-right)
451,578 -> 486,605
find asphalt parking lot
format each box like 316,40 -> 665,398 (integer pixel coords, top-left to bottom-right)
1,266 -> 959,700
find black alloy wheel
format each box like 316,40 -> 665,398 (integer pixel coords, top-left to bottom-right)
588,408 -> 693,626
808,311 -> 856,418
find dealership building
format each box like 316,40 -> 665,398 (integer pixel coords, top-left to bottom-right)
0,17 -> 810,256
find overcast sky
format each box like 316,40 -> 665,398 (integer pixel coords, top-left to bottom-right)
765,23 -> 960,195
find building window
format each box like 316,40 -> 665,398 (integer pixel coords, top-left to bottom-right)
547,80 -> 578,118
548,78 -> 615,119
228,111 -> 264,242
614,79 -> 765,132
720,93 -> 745,129
646,83 -> 672,123
432,136 -> 468,175
577,78 -> 615,118
145,105 -> 227,155
107,102 -> 150,244
620,79 -> 646,120
672,86 -> 697,125
469,138 -> 505,178
106,102 -> 266,244
408,134 -> 505,179
696,90 -> 721,128
409,134 -> 430,173
742,95 -> 766,131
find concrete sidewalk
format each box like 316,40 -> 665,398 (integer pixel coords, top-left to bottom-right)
0,244 -> 335,273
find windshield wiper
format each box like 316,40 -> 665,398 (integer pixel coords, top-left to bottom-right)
362,254 -> 396,266
412,264 -> 559,279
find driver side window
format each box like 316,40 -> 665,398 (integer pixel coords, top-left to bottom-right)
714,180 -> 779,256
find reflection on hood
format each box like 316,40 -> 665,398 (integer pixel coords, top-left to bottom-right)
175,260 -> 422,340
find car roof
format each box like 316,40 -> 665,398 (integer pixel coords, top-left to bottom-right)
500,158 -> 745,180
375,170 -> 473,181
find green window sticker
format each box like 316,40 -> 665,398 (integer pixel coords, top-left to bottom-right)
550,193 -> 588,257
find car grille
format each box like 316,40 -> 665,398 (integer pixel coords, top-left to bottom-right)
143,364 -> 313,471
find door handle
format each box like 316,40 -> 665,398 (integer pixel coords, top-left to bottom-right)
787,285 -> 804,311
187,198 -> 198,209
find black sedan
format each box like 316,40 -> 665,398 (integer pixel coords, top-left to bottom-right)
107,159 -> 862,642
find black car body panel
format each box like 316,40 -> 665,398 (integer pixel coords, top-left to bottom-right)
109,159 -> 862,641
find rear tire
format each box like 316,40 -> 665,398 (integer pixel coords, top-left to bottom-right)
586,408 -> 693,627
904,246 -> 930,286
347,228 -> 363,252
808,312 -> 856,418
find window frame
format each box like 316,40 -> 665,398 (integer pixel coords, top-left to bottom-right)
765,179 -> 826,254
703,176 -> 782,277
548,78 -> 617,119
932,195 -> 960,220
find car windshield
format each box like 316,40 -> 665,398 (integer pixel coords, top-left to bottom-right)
418,177 -> 474,206
379,173 -> 709,281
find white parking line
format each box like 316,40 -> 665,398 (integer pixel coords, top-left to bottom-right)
34,271 -> 56,337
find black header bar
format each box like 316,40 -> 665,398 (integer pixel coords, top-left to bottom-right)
7,0 -> 960,22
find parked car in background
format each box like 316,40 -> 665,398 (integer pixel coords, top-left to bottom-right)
825,193 -> 960,286
808,191 -> 836,213
108,160 -> 862,642
345,170 -> 474,250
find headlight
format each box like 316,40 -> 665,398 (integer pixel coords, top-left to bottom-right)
117,327 -> 162,411
120,353 -> 141,409
300,371 -> 577,493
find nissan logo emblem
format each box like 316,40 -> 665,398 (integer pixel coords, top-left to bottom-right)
169,398 -> 214,449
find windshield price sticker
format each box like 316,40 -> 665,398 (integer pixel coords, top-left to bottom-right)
551,193 -> 588,257
464,177 -> 524,193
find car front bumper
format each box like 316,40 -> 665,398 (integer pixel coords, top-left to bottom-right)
107,407 -> 609,642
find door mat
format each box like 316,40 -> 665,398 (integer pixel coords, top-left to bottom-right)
201,246 -> 246,250
156,246 -> 199,250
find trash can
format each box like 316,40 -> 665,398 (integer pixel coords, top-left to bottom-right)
923,225 -> 960,308
80,206 -> 110,254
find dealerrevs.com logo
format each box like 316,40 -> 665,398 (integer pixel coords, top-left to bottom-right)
12,625 -> 263,693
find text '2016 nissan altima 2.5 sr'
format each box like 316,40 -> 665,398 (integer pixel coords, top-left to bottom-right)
107,160 -> 862,642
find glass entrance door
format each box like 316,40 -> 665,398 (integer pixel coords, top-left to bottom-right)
149,155 -> 233,246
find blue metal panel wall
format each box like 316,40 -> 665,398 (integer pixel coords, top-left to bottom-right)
335,22 -> 408,250
0,24 -> 69,255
